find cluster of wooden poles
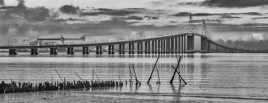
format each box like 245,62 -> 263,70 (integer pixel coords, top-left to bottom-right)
147,54 -> 187,85
0,55 -> 187,94
0,80 -> 125,94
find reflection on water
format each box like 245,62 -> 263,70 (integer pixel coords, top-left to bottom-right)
0,53 -> 268,103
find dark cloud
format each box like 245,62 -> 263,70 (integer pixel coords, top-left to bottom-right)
230,12 -> 262,16
252,17 -> 268,20
173,12 -> 191,17
126,16 -> 143,20
202,0 -> 268,7
173,12 -> 221,17
173,12 -> 262,17
221,14 -> 241,19
176,2 -> 201,6
80,8 -> 139,16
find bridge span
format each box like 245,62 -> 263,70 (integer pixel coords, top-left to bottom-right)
0,33 -> 253,56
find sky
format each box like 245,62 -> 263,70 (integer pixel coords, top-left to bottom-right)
2,0 -> 268,45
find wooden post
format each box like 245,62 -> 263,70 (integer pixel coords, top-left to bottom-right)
54,69 -> 64,82
129,65 -> 133,82
132,64 -> 140,84
169,56 -> 182,84
147,54 -> 160,84
156,66 -> 161,84
171,66 -> 187,85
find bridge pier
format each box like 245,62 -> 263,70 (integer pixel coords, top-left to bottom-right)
137,42 -> 143,54
96,45 -> 103,55
30,48 -> 38,56
183,35 -> 186,53
157,39 -> 161,54
108,45 -> 114,54
9,49 -> 17,56
171,37 -> 175,54
180,35 -> 183,53
151,40 -> 154,54
82,47 -> 89,55
175,37 -> 178,53
119,43 -> 125,55
166,38 -> 171,54
154,40 -> 157,54
160,39 -> 164,54
187,35 -> 194,52
67,47 -> 74,55
50,48 -> 57,56
145,41 -> 149,54
201,37 -> 210,53
128,42 -> 134,54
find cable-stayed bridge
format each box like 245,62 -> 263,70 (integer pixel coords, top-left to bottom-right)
0,32 -> 255,56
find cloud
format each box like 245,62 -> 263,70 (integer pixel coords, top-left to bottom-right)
202,0 -> 268,7
80,8 -> 139,16
126,16 -> 143,20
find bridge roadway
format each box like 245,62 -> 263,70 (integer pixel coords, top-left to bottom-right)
0,33 -> 253,56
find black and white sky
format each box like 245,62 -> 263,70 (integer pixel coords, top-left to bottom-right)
2,0 -> 268,44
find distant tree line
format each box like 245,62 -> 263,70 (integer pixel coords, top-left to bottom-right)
216,39 -> 268,51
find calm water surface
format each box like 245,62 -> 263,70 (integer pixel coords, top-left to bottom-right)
0,53 -> 268,103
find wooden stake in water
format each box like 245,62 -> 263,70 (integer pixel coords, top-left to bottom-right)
132,64 -> 140,85
171,66 -> 187,85
156,66 -> 161,84
129,65 -> 133,82
147,54 -> 160,84
169,56 -> 182,84
55,69 -> 64,82
75,72 -> 84,80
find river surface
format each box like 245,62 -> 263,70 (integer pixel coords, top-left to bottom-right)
0,53 -> 268,103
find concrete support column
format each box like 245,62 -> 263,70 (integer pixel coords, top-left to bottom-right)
128,42 -> 134,54
166,38 -> 170,54
154,40 -> 157,54
119,43 -> 125,54
82,47 -> 89,55
96,45 -> 103,55
171,37 -> 175,54
50,48 -> 57,56
137,42 -> 143,54
67,47 -> 74,55
108,45 -> 114,54
175,37 -> 178,53
145,41 -> 151,54
207,41 -> 210,53
187,35 -> 194,51
31,48 -> 38,56
201,37 -> 210,53
180,36 -> 182,53
151,40 -> 155,54
157,39 -> 161,54
160,39 -> 164,54
9,48 -> 17,56
163,39 -> 166,54
182,35 -> 185,53
148,40 -> 151,54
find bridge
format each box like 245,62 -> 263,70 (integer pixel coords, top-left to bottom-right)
0,32 -> 253,56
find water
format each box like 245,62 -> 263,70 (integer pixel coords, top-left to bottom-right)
0,53 -> 268,103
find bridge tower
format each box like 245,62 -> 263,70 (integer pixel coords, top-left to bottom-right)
186,14 -> 210,53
